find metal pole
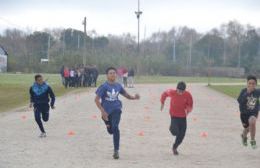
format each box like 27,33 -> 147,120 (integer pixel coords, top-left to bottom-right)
135,0 -> 142,53
78,34 -> 80,49
83,17 -> 87,35
173,37 -> 176,63
47,35 -> 50,61
189,35 -> 192,66
82,17 -> 87,66
238,42 -> 241,68
223,35 -> 226,65
63,31 -> 65,57
134,0 -> 143,74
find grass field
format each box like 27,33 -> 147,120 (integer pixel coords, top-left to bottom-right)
209,85 -> 245,98
0,73 -> 246,112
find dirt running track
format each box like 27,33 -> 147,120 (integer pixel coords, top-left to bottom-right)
0,84 -> 259,168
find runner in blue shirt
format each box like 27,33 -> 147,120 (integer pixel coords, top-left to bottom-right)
95,67 -> 140,159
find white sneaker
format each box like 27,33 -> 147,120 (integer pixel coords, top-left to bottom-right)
39,133 -> 47,138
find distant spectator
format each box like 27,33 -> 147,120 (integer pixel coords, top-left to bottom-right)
117,67 -> 126,86
128,68 -> 135,88
63,67 -> 70,88
69,69 -> 76,87
60,65 -> 65,86
123,71 -> 128,88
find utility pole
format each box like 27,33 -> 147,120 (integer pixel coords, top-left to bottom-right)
238,43 -> 241,68
172,37 -> 176,63
62,30 -> 65,57
143,25 -> 146,57
189,34 -> 193,67
47,35 -> 50,61
77,34 -> 80,49
207,40 -> 211,86
83,17 -> 87,35
223,35 -> 226,65
135,0 -> 142,53
82,17 -> 87,66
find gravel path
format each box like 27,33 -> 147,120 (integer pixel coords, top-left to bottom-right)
0,84 -> 259,168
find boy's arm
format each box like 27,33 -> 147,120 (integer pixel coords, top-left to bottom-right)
122,91 -> 140,100
120,86 -> 140,100
160,90 -> 173,111
29,87 -> 34,108
237,89 -> 248,105
48,87 -> 56,108
186,92 -> 193,114
94,95 -> 109,121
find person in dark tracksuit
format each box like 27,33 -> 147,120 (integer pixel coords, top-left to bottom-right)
238,75 -> 260,149
30,74 -> 55,138
160,82 -> 193,155
95,67 -> 140,160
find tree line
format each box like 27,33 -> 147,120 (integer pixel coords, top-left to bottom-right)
0,20 -> 260,75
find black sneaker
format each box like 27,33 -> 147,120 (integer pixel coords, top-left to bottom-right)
172,148 -> 179,156
241,134 -> 248,146
113,150 -> 119,159
250,140 -> 257,149
39,132 -> 47,138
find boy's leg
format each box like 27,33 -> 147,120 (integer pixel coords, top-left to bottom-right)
240,113 -> 249,146
34,107 -> 45,133
42,105 -> 50,122
173,118 -> 187,150
102,117 -> 113,134
249,116 -> 257,140
94,77 -> 97,87
110,110 -> 122,152
242,128 -> 249,138
169,117 -> 179,136
248,113 -> 258,149
130,77 -> 134,87
64,78 -> 68,88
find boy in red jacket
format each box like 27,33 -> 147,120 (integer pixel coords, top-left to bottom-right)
160,81 -> 193,155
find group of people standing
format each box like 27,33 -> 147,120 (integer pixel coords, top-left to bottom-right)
60,65 -> 99,88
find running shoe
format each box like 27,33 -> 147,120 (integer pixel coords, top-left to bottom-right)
39,132 -> 47,138
113,150 -> 119,159
241,134 -> 248,146
250,140 -> 257,149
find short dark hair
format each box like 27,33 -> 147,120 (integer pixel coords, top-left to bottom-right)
177,81 -> 186,91
34,74 -> 42,81
105,67 -> 117,74
247,75 -> 257,84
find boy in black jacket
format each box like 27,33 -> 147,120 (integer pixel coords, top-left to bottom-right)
30,74 -> 55,138
237,75 -> 260,149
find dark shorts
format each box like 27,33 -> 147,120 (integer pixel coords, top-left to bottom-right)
102,109 -> 122,134
240,112 -> 258,128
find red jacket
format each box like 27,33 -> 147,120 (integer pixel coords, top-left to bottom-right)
161,89 -> 193,118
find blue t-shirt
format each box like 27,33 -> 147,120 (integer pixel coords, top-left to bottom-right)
96,82 -> 126,114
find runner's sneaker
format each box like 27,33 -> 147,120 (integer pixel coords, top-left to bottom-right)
39,133 -> 47,138
241,134 -> 248,146
250,140 -> 257,149
113,150 -> 119,159
172,148 -> 179,156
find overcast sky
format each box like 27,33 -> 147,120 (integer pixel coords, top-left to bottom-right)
1,0 -> 260,36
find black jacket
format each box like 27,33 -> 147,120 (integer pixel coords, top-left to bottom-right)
30,83 -> 55,107
237,88 -> 260,114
